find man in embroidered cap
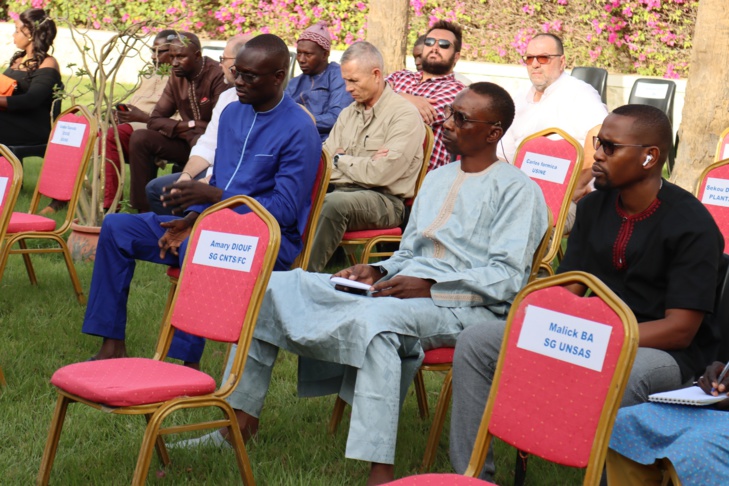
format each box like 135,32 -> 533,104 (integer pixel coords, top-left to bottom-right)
285,21 -> 352,142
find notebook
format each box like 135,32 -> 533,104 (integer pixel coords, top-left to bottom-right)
648,386 -> 727,406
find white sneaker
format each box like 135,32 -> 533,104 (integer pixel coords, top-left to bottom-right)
169,431 -> 232,449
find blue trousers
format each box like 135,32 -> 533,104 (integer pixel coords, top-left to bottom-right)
146,171 -> 207,216
81,212 -> 205,362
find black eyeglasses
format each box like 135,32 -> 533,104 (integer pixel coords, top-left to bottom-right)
229,66 -> 281,84
444,105 -> 501,129
151,47 -> 169,56
522,54 -> 562,65
424,37 -> 453,49
593,136 -> 652,156
219,56 -> 236,63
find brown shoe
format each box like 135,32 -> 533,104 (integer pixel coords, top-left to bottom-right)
39,205 -> 57,216
39,199 -> 68,216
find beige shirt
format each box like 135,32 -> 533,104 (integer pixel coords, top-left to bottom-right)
324,84 -> 425,199
127,73 -> 178,130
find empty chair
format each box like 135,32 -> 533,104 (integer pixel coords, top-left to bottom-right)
628,78 -> 677,172
571,67 -> 608,104
628,78 -> 676,125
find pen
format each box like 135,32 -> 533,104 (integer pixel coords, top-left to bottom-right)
711,362 -> 729,393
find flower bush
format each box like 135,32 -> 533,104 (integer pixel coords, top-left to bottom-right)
2,0 -> 697,78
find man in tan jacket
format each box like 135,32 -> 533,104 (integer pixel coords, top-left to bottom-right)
308,41 -> 425,272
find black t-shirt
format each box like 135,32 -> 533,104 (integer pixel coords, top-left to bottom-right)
558,180 -> 724,381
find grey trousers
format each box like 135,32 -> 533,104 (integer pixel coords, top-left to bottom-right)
449,322 -> 682,480
224,332 -> 419,464
307,187 -> 404,272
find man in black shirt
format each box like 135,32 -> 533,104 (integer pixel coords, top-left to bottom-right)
449,104 -> 724,480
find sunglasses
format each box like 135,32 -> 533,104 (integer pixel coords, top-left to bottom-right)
229,66 -> 281,84
424,37 -> 453,49
444,105 -> 502,129
522,54 -> 561,65
151,48 -> 170,56
593,136 -> 652,156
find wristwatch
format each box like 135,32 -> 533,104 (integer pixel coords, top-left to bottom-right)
188,120 -> 196,128
333,154 -> 340,168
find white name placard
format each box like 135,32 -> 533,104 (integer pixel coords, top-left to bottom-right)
633,82 -> 669,100
702,177 -> 729,208
51,121 -> 86,148
722,143 -> 729,161
0,176 -> 7,204
520,152 -> 571,184
516,304 -> 613,372
192,230 -> 258,272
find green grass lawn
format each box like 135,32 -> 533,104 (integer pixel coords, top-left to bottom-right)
0,126 -> 583,486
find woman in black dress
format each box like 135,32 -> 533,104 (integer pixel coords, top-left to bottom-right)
1,8 -> 63,214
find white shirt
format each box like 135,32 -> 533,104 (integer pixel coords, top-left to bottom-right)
187,87 -> 238,176
500,72 -> 608,163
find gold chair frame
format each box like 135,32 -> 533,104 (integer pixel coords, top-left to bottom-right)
0,105 -> 98,304
339,124 -> 435,265
514,127 -> 583,276
464,272 -> 638,485
0,150 -> 22,389
291,150 -> 332,270
714,127 -> 729,163
695,157 -> 729,197
418,210 -> 554,471
37,196 -> 281,486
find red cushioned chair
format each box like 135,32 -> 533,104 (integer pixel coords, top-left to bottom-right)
0,105 -> 97,304
388,272 -> 638,485
513,128 -> 582,275
0,146 -> 22,388
158,150 -> 331,353
697,158 -> 729,252
37,195 -> 281,486
715,127 -> 729,163
339,125 -> 434,265
416,211 -> 554,471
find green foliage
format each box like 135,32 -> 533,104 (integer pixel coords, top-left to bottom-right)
6,1 -> 697,75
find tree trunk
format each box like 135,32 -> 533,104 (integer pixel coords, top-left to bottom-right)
366,0 -> 410,75
671,0 -> 729,191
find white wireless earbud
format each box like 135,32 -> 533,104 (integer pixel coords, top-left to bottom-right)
642,154 -> 653,167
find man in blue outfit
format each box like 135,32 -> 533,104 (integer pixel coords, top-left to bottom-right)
285,21 -> 352,142
82,34 -> 321,364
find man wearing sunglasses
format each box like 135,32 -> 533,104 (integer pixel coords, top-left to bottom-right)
387,20 -> 466,171
127,31 -> 227,213
145,34 -> 251,215
450,104 -> 724,481
501,33 -> 607,225
102,29 -> 176,211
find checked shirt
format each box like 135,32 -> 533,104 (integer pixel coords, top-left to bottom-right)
386,70 -> 466,171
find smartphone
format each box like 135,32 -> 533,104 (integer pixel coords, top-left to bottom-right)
330,276 -> 371,296
115,103 -> 129,112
